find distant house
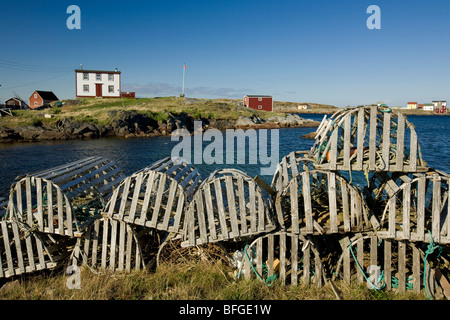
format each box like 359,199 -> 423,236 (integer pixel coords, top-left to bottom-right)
5,97 -> 27,110
298,104 -> 310,110
121,91 -> 136,99
432,100 -> 447,114
28,90 -> 59,109
423,103 -> 434,111
406,102 -> 418,109
243,95 -> 273,112
418,104 -> 424,109
75,68 -> 121,98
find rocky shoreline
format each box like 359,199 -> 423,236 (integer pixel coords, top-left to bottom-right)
0,111 -> 320,143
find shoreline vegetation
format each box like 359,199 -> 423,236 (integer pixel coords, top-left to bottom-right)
0,97 -> 329,143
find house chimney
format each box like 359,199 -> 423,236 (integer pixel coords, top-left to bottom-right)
115,68 -> 118,72
80,64 -> 83,70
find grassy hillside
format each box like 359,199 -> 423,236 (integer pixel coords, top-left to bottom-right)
0,97 -> 289,129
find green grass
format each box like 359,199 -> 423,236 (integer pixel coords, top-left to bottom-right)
0,261 -> 428,300
0,97 -> 289,129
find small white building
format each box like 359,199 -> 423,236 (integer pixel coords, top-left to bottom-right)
423,103 -> 434,111
75,68 -> 121,98
298,104 -> 310,110
406,102 -> 417,109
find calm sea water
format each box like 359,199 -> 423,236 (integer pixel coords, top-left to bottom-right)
0,114 -> 449,196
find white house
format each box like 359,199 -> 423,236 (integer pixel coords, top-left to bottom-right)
423,103 -> 434,111
432,100 -> 447,110
406,102 -> 417,109
75,68 -> 121,98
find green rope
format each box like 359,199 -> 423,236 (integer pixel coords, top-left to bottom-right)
243,245 -> 278,287
349,240 -> 385,290
424,231 -> 441,300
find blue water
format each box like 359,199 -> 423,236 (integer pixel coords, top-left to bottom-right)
0,114 -> 449,196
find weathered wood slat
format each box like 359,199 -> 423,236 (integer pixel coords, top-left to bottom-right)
396,114 -> 405,172
277,170 -> 370,236
105,159 -> 200,234
333,232 -> 441,296
72,217 -> 154,272
0,220 -> 71,278
309,105 -> 426,173
242,232 -> 323,287
382,112 -> 391,171
369,105 -> 378,170
181,170 -> 276,247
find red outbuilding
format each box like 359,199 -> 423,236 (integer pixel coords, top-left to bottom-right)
243,95 -> 273,112
28,90 -> 59,109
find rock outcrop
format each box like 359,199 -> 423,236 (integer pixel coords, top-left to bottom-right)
0,113 -> 320,142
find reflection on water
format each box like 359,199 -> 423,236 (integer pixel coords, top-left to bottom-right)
0,114 -> 448,196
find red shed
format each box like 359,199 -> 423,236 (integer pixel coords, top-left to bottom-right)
243,95 -> 273,112
28,90 -> 59,109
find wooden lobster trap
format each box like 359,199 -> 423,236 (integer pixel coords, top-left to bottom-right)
366,170 -> 450,244
333,232 -> 447,297
310,105 -> 427,173
275,169 -> 372,235
181,169 -> 277,247
103,157 -> 202,234
270,151 -> 314,194
5,156 -> 124,237
0,220 -> 75,278
241,231 -> 325,287
71,217 -> 160,272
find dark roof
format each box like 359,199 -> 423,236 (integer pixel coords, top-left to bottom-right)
75,69 -> 121,74
244,95 -> 272,98
35,91 -> 59,101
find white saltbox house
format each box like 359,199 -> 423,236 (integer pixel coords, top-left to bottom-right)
75,68 -> 121,98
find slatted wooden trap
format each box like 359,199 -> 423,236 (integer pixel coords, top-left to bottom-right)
0,220 -> 75,278
104,157 -> 202,234
71,217 -> 159,272
275,169 -> 371,235
333,232 -> 445,296
270,151 -> 314,194
310,105 -> 427,173
366,171 -> 450,244
241,231 -> 325,287
5,157 -> 124,237
181,169 -> 277,247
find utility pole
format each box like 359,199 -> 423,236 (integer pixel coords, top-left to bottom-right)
180,64 -> 186,98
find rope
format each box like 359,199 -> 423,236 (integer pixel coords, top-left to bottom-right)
423,231 -> 442,300
243,244 -> 277,287
349,240 -> 385,290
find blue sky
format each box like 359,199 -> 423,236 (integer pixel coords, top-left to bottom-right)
0,0 -> 449,107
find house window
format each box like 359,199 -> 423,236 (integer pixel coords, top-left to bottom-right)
34,94 -> 37,98
108,85 -> 114,93
258,105 -> 262,109
108,74 -> 114,81
83,85 -> 89,92
34,102 -> 38,106
83,73 -> 88,80
258,97 -> 262,101
96,73 -> 101,81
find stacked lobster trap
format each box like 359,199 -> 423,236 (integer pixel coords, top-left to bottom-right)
0,156 -> 125,278
0,105 -> 448,299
